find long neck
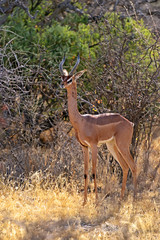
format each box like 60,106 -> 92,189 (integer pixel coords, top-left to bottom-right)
66,82 -> 81,129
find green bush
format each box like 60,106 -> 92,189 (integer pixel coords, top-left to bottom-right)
1,9 -> 99,69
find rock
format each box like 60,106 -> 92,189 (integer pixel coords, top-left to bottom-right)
40,127 -> 55,144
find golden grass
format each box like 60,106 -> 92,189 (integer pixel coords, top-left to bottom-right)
0,137 -> 160,240
0,180 -> 160,240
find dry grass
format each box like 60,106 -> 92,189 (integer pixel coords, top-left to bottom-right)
0,183 -> 160,240
0,137 -> 160,240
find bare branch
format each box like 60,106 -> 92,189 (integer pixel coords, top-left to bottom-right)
0,0 -> 37,25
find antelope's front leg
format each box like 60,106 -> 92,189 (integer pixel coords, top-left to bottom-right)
82,146 -> 89,206
91,144 -> 98,202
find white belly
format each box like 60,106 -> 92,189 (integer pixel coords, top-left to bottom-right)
84,136 -> 114,147
97,136 -> 114,146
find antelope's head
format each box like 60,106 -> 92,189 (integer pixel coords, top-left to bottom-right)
59,54 -> 86,88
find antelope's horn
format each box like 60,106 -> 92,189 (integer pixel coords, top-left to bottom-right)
59,55 -> 65,75
69,54 -> 80,76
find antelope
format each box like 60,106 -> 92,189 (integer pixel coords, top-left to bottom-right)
59,54 -> 137,205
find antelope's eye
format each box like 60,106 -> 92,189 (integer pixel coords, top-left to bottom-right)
66,77 -> 72,84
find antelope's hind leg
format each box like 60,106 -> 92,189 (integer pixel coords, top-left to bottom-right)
106,140 -> 129,198
115,138 -> 137,198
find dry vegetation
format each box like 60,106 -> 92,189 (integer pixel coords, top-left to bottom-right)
0,132 -> 160,240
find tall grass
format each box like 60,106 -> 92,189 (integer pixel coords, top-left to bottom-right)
0,135 -> 160,239
0,179 -> 160,239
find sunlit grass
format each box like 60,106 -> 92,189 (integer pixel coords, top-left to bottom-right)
0,179 -> 160,239
0,183 -> 99,239
0,137 -> 160,239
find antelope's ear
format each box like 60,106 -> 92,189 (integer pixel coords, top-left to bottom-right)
74,69 -> 87,81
